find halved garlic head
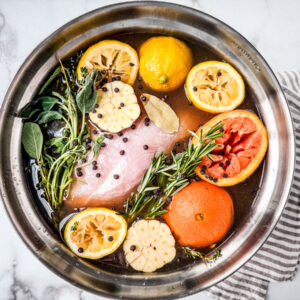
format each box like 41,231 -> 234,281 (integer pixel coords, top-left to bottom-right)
123,220 -> 176,273
90,81 -> 140,133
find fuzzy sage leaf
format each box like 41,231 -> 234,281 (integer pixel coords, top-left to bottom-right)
76,70 -> 100,113
37,111 -> 63,124
21,122 -> 43,159
40,96 -> 59,111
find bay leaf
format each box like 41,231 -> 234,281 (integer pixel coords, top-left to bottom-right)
141,93 -> 179,134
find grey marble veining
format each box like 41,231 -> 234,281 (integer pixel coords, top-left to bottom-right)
1,0 -> 300,299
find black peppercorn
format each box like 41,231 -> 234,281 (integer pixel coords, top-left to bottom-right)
129,62 -> 135,66
219,162 -> 224,167
120,102 -> 125,107
97,113 -> 103,118
138,84 -> 143,89
102,87 -> 108,92
120,150 -> 125,155
226,160 -> 230,165
95,104 -> 99,108
143,145 -> 148,150
113,174 -> 119,179
114,87 -> 120,93
93,130 -> 98,134
130,245 -> 136,251
117,131 -> 123,136
193,86 -> 197,91
131,124 -> 136,129
92,161 -> 97,166
92,109 -> 96,113
96,173 -> 101,178
100,142 -> 106,147
122,137 -> 128,143
78,248 -> 84,253
116,75 -> 121,81
92,165 -> 97,170
141,95 -> 146,101
194,175 -> 201,181
85,145 -> 91,151
85,137 -> 91,143
217,71 -> 222,76
223,173 -> 228,178
108,236 -> 114,242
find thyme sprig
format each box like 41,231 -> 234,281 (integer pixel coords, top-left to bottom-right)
182,246 -> 222,262
125,122 -> 224,223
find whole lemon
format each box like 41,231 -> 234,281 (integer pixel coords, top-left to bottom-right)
139,36 -> 193,92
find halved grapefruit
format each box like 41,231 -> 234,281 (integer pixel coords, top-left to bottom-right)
192,110 -> 268,186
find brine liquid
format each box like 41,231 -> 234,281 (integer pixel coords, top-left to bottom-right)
25,32 -> 264,274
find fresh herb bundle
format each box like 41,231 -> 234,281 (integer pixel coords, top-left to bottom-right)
21,61 -> 102,209
125,122 -> 224,223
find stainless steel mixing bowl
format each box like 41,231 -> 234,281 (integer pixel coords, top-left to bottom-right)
0,2 -> 295,299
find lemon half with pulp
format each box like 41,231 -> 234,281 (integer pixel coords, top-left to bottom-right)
64,208 -> 127,259
77,40 -> 139,85
185,61 -> 245,113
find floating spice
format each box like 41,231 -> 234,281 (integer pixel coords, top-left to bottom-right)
141,93 -> 179,134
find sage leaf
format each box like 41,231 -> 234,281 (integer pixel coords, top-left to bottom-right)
19,99 -> 40,119
76,70 -> 100,113
141,93 -> 179,133
38,66 -> 62,95
21,122 -> 43,159
37,111 -> 63,124
40,96 -> 59,111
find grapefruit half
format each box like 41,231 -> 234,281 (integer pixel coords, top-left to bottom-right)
192,110 -> 268,186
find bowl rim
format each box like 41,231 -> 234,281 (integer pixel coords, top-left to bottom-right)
0,1 -> 295,299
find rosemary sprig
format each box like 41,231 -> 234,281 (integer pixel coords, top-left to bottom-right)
182,246 -> 222,261
125,122 -> 224,223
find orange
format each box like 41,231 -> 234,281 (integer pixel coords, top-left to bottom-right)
163,181 -> 233,247
185,61 -> 245,113
192,110 -> 268,186
139,36 -> 193,92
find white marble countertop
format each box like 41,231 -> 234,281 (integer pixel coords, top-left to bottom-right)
0,0 -> 300,299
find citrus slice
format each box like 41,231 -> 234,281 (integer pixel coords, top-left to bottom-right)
186,61 -> 245,113
164,181 -> 233,247
192,110 -> 268,186
77,40 -> 139,85
139,36 -> 193,92
64,208 -> 127,259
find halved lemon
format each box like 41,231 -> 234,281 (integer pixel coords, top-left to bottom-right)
77,40 -> 139,85
64,208 -> 127,259
185,61 -> 245,113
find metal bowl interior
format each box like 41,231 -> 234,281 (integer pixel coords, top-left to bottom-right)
0,2 -> 295,299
